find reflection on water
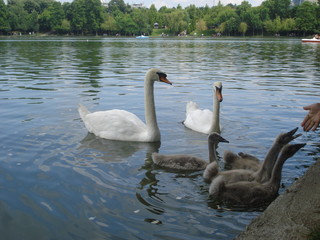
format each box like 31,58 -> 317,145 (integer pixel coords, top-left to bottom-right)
0,37 -> 319,239
80,133 -> 161,162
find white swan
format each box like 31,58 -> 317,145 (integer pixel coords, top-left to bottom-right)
78,68 -> 172,142
152,133 -> 229,171
183,81 -> 223,134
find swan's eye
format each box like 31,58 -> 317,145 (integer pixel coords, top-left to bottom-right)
156,72 -> 167,78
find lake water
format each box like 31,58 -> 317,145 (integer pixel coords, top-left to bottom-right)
0,36 -> 319,239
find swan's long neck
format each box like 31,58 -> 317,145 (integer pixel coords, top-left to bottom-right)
208,141 -> 218,163
144,78 -> 160,141
255,143 -> 282,183
265,153 -> 288,192
210,91 -> 220,133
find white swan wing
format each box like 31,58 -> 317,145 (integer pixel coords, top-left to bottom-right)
184,101 -> 213,134
82,109 -> 148,141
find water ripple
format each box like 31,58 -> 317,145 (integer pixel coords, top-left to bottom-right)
0,37 -> 319,240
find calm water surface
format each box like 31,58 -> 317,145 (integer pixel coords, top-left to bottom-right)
0,36 -> 319,239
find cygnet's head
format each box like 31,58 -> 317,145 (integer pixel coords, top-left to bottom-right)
208,132 -> 229,144
213,81 -> 223,102
276,127 -> 301,146
146,68 -> 172,85
279,143 -> 306,159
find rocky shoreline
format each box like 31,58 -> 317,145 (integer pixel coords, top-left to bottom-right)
235,160 -> 320,240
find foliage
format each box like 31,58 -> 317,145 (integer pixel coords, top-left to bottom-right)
38,2 -> 64,32
196,19 -> 207,32
238,22 -> 248,36
261,0 -> 291,19
0,0 -> 11,33
164,9 -> 189,35
295,1 -> 319,35
101,13 -> 118,35
70,0 -> 103,34
1,0 -> 319,36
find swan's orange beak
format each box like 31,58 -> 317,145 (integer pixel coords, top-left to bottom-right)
216,87 -> 223,102
160,76 -> 172,85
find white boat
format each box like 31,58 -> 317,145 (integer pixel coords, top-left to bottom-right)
136,35 -> 149,39
301,38 -> 320,43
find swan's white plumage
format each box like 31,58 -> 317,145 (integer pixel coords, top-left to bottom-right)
184,82 -> 223,134
78,68 -> 171,142
184,101 -> 216,133
79,106 -> 148,141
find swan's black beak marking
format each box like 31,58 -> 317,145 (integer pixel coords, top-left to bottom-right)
216,86 -> 223,102
157,72 -> 172,85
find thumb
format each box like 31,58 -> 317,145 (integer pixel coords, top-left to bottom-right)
303,105 -> 312,110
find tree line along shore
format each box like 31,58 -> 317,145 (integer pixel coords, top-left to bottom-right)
0,0 -> 319,37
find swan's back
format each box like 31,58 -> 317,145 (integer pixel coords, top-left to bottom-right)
209,176 -> 276,206
219,169 -> 255,183
215,180 -> 273,206
183,82 -> 222,134
203,161 -> 219,183
184,102 -> 213,134
79,105 -> 148,141
152,152 -> 208,171
78,104 -> 90,120
224,151 -> 261,171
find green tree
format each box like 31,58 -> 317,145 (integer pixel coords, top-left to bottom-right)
107,0 -> 130,15
115,12 -> 136,35
7,0 -> 29,32
70,0 -> 86,34
2,0 -> 319,36
62,2 -> 72,20
261,0 -> 291,19
264,16 -> 282,34
214,6 -> 239,35
131,8 -> 151,35
148,4 -> 158,27
281,18 -> 296,35
246,7 -> 263,35
70,0 -> 103,35
195,19 -> 207,32
101,13 -> 118,35
38,0 -> 56,13
23,0 -> 39,13
237,1 -> 263,35
39,2 -> 64,32
164,9 -> 188,35
0,0 -> 11,33
295,1 -> 318,35
186,4 -> 202,33
84,0 -> 103,35
236,0 -> 251,19
26,10 -> 39,32
157,6 -> 171,29
203,3 -> 223,29
55,19 -> 70,34
238,22 -> 248,36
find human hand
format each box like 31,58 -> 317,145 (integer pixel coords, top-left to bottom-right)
301,103 -> 320,131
